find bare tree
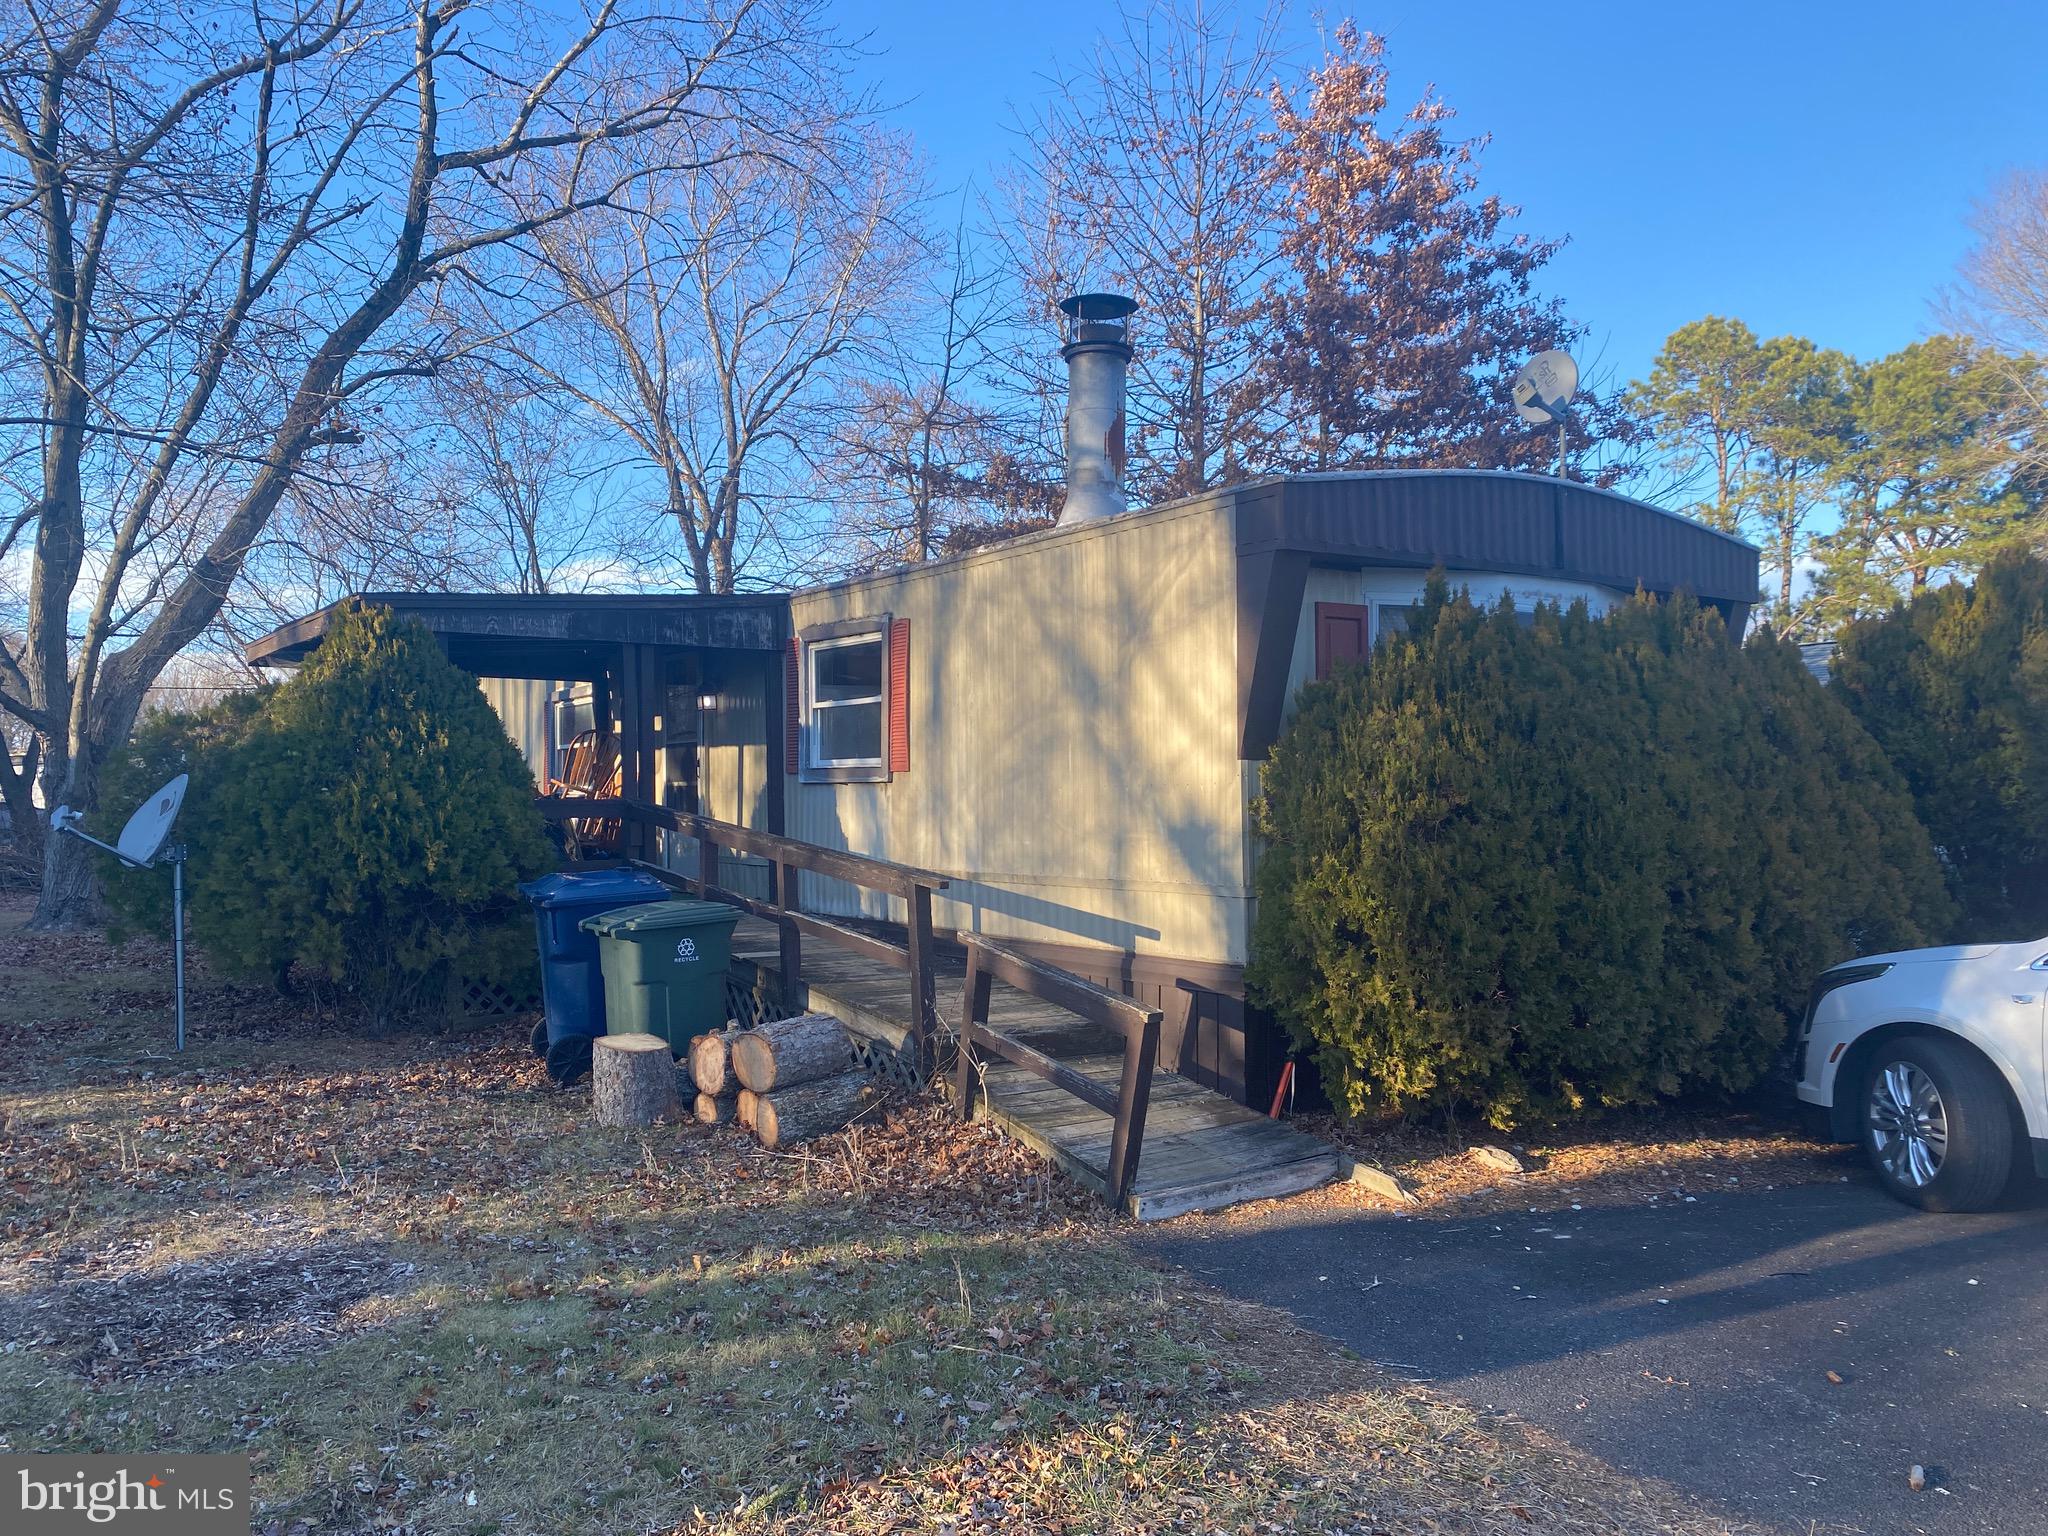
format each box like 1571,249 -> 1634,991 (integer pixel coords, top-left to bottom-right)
825,215 -> 1038,568
993,0 -> 1285,503
0,0 -> 821,927
424,358 -> 629,594
502,105 -> 925,593
1950,167 -> 2048,481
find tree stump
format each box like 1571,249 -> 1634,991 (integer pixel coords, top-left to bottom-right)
689,1028 -> 735,1097
731,1013 -> 852,1093
693,1091 -> 739,1126
752,1069 -> 868,1149
593,1034 -> 677,1127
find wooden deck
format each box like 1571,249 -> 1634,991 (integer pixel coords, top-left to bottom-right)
728,918 -> 1338,1221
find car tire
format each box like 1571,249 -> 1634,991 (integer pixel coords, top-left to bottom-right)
1860,1034 -> 2013,1213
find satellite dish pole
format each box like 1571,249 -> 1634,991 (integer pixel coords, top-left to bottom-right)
1510,350 -> 1580,480
51,774 -> 191,1052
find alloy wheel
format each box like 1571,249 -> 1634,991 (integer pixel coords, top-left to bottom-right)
1868,1060 -> 1949,1188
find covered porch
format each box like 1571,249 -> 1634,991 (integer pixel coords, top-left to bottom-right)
245,592 -> 792,876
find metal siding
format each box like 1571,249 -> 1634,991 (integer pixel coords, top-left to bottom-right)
786,497 -> 1250,966
1278,474 -> 1556,573
1235,473 -> 1759,606
1558,495 -> 1757,602
476,676 -> 550,784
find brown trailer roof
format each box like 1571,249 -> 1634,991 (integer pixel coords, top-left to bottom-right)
1230,472 -> 1761,758
1232,471 -> 1757,604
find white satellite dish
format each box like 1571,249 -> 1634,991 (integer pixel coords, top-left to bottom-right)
116,773 -> 187,867
1511,350 -> 1579,425
51,773 -> 193,1051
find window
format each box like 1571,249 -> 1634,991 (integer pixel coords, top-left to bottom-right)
1374,603 -> 1420,642
807,631 -> 885,768
548,685 -> 597,782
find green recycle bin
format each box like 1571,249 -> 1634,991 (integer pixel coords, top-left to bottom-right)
579,899 -> 743,1053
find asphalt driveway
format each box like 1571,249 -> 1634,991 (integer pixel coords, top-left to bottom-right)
1142,1168 -> 2048,1536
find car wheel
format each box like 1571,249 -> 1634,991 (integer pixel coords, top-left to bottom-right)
1861,1035 -> 2013,1212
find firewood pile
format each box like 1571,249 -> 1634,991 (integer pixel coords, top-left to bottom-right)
683,1013 -> 868,1148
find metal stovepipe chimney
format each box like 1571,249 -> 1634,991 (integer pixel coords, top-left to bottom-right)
1056,292 -> 1137,527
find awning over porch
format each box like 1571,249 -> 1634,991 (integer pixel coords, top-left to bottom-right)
246,591 -> 793,847
244,591 -> 789,677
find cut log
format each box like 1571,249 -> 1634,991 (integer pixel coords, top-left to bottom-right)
731,1012 -> 853,1093
593,1034 -> 677,1128
737,1088 -> 760,1132
689,1028 -> 735,1097
752,1069 -> 869,1150
693,1090 -> 739,1126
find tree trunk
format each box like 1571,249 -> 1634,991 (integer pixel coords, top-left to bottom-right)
730,1012 -> 851,1093
0,737 -> 42,865
751,1070 -> 869,1150
689,1028 -> 735,1097
28,693 -> 142,932
31,819 -> 101,931
693,1090 -> 739,1126
593,1034 -> 678,1127
736,1087 -> 759,1131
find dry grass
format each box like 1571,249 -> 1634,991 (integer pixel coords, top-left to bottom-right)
1255,1100 -> 1855,1221
0,894 -> 1770,1535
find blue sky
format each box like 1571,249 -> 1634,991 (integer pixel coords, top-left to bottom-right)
838,0 -> 2048,390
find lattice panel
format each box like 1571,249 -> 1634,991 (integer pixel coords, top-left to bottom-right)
723,968 -> 936,1089
724,972 -> 799,1031
851,1032 -> 929,1090
458,976 -> 541,1019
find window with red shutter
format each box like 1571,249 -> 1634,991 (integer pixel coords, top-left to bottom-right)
887,618 -> 910,774
793,617 -> 894,782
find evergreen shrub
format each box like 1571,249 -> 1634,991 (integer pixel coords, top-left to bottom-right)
1247,580 -> 1953,1126
102,603 -> 552,1024
1829,554 -> 2048,938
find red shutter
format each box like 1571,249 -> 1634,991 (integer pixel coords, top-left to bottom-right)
887,618 -> 911,774
784,637 -> 802,775
1314,602 -> 1370,679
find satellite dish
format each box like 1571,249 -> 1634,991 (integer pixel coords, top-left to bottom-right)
50,772 -> 194,1051
1511,350 -> 1579,425
117,773 -> 188,867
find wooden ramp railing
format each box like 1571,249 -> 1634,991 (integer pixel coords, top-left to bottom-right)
536,795 -> 950,1077
953,936 -> 1164,1208
538,795 -> 1173,1211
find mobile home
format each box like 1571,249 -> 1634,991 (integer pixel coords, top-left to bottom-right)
250,299 -> 1759,1110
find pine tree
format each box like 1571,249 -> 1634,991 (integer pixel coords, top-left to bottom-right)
1629,317 -> 1770,534
1809,336 -> 2037,622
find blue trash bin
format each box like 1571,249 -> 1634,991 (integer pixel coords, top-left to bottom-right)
519,869 -> 674,1084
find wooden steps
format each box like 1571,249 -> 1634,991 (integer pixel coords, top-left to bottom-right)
729,916 -> 1339,1220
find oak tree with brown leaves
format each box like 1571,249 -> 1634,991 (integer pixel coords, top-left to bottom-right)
1258,23 -> 1634,481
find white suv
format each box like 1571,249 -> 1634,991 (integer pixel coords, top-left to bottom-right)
1795,939 -> 2048,1211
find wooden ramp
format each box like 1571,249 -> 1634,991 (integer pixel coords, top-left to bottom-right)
974,1056 -> 1339,1221
728,918 -> 1339,1221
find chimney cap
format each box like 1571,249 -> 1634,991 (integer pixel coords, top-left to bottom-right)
1058,292 -> 1137,322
